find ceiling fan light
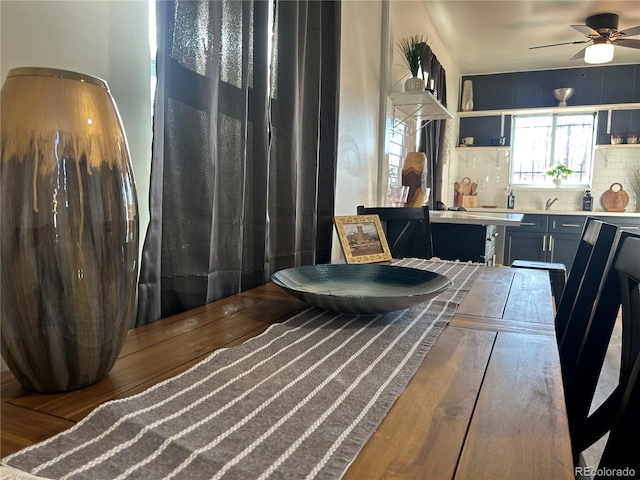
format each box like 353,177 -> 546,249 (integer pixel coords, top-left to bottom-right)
584,43 -> 614,64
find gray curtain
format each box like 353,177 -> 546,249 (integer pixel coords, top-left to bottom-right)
137,0 -> 340,325
419,45 -> 447,207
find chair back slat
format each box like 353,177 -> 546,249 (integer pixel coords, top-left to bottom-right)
555,218 -> 617,348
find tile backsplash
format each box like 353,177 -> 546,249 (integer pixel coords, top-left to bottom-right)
454,147 -> 640,212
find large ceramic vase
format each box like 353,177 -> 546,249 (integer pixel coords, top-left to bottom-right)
0,68 -> 139,392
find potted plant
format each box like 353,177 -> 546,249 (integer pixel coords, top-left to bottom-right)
398,35 -> 426,92
545,164 -> 573,187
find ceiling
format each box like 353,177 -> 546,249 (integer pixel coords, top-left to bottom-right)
420,0 -> 640,75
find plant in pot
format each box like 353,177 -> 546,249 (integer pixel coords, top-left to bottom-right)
545,164 -> 573,188
398,35 -> 426,92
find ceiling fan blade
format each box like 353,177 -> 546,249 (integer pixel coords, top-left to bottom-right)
529,40 -> 590,50
571,24 -> 599,36
613,38 -> 640,49
570,48 -> 587,60
618,25 -> 640,37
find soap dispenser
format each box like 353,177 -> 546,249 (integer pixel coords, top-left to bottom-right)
507,190 -> 515,210
582,189 -> 593,211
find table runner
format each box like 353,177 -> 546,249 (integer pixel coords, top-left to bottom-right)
2,259 -> 485,480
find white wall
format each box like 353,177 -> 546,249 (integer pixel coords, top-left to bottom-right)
1,0 -> 153,254
1,0 -> 152,370
332,0 -> 384,259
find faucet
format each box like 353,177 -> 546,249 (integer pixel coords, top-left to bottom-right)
545,197 -> 559,210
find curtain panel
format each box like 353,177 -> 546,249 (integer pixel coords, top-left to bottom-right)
418,46 -> 447,207
137,0 -> 340,325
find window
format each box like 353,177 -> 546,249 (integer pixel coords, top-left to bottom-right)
510,113 -> 596,186
388,117 -> 409,187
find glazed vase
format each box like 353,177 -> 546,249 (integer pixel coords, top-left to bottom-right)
0,68 -> 139,392
404,76 -> 425,92
461,80 -> 474,111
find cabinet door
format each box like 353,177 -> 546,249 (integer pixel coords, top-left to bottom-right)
505,231 -> 546,265
432,224 -> 487,263
548,233 -> 580,270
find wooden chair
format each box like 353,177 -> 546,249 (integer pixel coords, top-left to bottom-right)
356,205 -> 433,260
562,231 -> 640,468
555,218 -> 618,350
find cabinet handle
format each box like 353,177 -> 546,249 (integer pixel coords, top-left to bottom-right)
522,222 -> 537,226
622,226 -> 639,231
542,235 -> 547,252
549,235 -> 554,252
561,223 -> 581,228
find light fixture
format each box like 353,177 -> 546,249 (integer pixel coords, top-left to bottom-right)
584,39 -> 614,64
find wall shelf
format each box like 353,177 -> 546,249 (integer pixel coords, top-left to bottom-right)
595,144 -> 640,150
457,102 -> 640,118
455,146 -> 510,152
389,91 -> 454,121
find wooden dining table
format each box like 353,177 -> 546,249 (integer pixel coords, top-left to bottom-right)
1,264 -> 575,479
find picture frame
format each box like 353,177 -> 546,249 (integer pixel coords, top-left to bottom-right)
334,215 -> 392,264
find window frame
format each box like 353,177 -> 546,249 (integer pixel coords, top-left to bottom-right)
509,112 -> 597,188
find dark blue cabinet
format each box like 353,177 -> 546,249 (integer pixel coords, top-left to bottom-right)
459,65 -> 640,147
505,215 -> 586,270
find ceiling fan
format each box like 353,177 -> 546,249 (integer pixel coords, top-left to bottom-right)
529,13 -> 640,64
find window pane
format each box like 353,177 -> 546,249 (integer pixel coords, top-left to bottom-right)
554,114 -> 594,184
510,113 -> 595,186
511,115 -> 552,184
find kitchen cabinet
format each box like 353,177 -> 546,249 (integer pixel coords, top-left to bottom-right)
459,66 -> 640,146
505,213 -> 640,270
432,223 -> 497,265
597,215 -> 640,233
505,214 -> 587,270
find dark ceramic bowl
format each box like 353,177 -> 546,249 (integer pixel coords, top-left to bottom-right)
271,264 -> 452,314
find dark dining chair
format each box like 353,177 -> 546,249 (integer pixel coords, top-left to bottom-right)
356,205 -> 433,260
555,218 -> 618,350
562,231 -> 640,469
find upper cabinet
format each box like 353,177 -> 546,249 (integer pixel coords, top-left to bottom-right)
458,64 -> 640,147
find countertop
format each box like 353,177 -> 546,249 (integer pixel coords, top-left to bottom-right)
465,207 -> 640,218
430,210 -> 524,226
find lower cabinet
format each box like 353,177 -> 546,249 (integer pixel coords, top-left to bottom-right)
505,214 -> 586,270
432,223 -> 497,265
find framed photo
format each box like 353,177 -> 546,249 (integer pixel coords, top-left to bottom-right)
334,215 -> 392,264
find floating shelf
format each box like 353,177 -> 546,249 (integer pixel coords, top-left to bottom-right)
457,102 -> 640,118
455,146 -> 510,151
389,91 -> 454,121
595,144 -> 640,150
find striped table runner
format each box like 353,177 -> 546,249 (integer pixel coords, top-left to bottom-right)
1,259 -> 485,480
